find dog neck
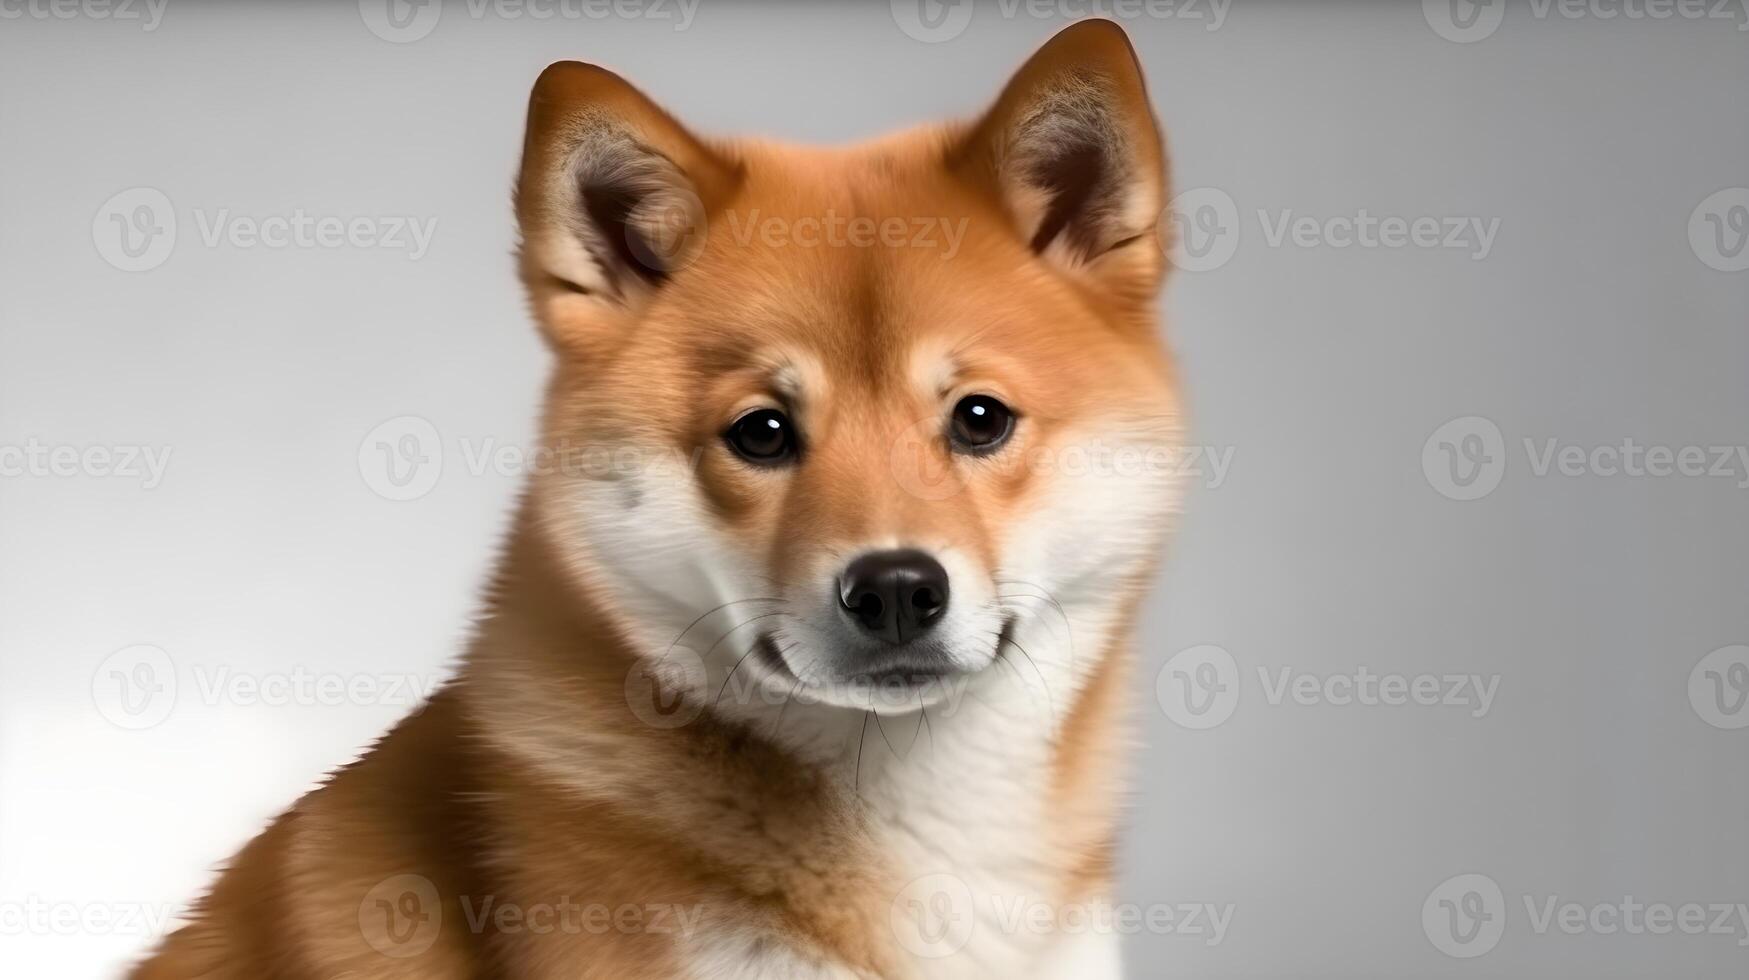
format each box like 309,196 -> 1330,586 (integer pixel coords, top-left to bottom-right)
457,509 -> 1135,965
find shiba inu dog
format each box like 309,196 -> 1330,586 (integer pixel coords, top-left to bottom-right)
135,19 -> 1184,979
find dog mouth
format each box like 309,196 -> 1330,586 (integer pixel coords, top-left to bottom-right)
755,614 -> 1017,694
752,632 -> 797,683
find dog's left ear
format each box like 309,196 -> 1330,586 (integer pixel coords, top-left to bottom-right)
952,20 -> 1167,298
515,61 -> 740,351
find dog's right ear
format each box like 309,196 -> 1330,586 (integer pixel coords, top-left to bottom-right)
515,62 -> 739,349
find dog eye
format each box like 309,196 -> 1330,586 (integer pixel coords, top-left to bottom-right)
725,408 -> 797,464
949,395 -> 1015,454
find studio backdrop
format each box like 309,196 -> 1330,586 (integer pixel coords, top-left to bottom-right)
2,2 -> 1746,977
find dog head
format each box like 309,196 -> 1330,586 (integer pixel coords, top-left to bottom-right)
515,21 -> 1183,721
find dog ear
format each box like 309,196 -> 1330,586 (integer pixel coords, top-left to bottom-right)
951,20 -> 1167,298
515,62 -> 739,345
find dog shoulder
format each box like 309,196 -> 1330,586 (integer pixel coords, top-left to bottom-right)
131,692 -> 486,978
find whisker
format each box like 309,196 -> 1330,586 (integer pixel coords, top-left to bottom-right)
690,611 -> 788,665
854,711 -> 872,797
869,700 -> 895,752
657,597 -> 783,662
994,580 -> 1077,658
996,596 -> 1070,647
712,638 -> 764,712
1007,637 -> 1058,728
770,673 -> 807,740
919,699 -> 935,760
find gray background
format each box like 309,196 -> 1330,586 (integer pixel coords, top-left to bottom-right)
2,1 -> 1746,977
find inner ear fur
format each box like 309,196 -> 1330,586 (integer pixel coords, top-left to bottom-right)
949,20 -> 1168,290
514,61 -> 741,331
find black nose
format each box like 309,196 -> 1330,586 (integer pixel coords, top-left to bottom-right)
838,549 -> 950,645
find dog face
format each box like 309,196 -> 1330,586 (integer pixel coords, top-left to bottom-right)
516,22 -> 1182,718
